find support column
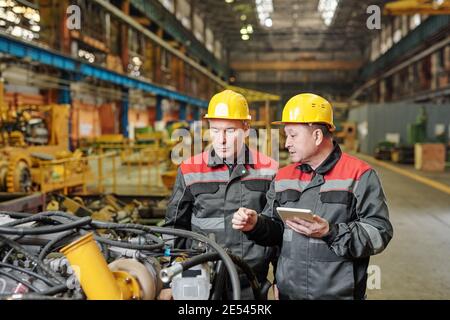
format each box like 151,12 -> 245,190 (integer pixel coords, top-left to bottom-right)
179,102 -> 187,120
58,72 -> 72,150
156,95 -> 163,121
121,0 -> 130,73
121,88 -> 130,138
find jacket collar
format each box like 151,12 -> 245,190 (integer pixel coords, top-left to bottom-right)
297,141 -> 342,175
207,144 -> 254,168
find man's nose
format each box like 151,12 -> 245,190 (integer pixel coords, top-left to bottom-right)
285,137 -> 291,149
219,131 -> 226,143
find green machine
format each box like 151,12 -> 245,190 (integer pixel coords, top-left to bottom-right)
407,106 -> 428,145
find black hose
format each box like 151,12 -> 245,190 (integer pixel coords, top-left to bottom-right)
89,222 -> 164,246
2,215 -> 61,227
16,237 -> 52,246
177,251 -> 264,300
180,252 -> 219,270
146,226 -> 241,300
211,260 -> 227,300
38,230 -> 78,261
0,269 -> 39,292
0,211 -> 32,219
0,235 -> 64,285
260,279 -> 272,300
228,254 -> 264,300
0,235 -> 21,249
0,284 -> 76,300
0,217 -> 91,235
76,228 -> 164,251
1,211 -> 81,227
0,293 -> 74,300
1,214 -> 242,299
93,236 -> 164,251
0,262 -> 55,286
39,284 -> 68,295
2,248 -> 14,263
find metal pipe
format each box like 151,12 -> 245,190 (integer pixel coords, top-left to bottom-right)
60,233 -> 123,300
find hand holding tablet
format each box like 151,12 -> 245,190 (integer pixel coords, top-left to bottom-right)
276,207 -> 315,223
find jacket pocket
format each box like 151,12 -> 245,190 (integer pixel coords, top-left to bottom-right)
189,182 -> 220,196
320,191 -> 353,205
309,238 -> 347,262
276,189 -> 301,205
243,180 -> 271,212
243,179 -> 271,192
308,260 -> 355,299
189,182 -> 222,215
319,191 -> 355,222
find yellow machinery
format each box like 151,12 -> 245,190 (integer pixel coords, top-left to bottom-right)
0,82 -> 89,192
61,232 -> 160,300
335,121 -> 357,152
384,0 -> 450,15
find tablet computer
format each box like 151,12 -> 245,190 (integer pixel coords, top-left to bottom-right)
276,207 -> 315,223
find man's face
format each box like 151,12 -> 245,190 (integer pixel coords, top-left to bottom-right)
209,119 -> 249,160
284,124 -> 317,163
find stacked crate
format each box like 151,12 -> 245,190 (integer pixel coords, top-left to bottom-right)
414,143 -> 446,172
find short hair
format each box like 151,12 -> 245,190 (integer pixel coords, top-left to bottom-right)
309,123 -> 333,138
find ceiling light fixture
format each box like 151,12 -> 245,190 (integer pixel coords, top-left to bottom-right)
317,0 -> 339,26
255,0 -> 273,28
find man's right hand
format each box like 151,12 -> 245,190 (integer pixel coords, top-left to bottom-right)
232,207 -> 258,232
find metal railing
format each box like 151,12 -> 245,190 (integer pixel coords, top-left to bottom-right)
37,147 -> 166,195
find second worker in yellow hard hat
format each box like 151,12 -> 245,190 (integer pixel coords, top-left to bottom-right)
232,92 -> 393,300
165,89 -> 279,299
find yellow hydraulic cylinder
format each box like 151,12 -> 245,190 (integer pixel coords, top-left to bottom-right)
60,233 -> 123,300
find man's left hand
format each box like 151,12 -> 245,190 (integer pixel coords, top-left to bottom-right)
285,215 -> 330,238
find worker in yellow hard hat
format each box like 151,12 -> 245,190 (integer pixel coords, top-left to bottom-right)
164,89 -> 278,300
232,93 -> 393,300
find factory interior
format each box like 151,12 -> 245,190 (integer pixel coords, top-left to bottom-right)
0,0 -> 449,301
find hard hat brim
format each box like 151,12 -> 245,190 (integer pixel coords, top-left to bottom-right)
271,121 -> 336,131
204,115 -> 252,120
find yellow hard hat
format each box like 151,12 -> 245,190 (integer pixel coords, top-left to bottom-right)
272,93 -> 335,131
204,90 -> 251,120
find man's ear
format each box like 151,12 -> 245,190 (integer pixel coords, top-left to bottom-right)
243,121 -> 250,138
314,128 -> 323,146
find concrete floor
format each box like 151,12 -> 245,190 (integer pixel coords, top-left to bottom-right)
365,160 -> 450,299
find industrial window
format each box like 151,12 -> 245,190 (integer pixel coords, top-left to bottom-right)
176,0 -> 191,30
371,37 -> 380,62
410,14 -> 421,30
193,13 -> 204,43
159,0 -> 175,14
161,49 -> 171,72
205,28 -> 214,53
393,17 -> 402,44
385,23 -> 393,51
380,26 -> 387,54
214,40 -> 222,60
0,0 -> 41,42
